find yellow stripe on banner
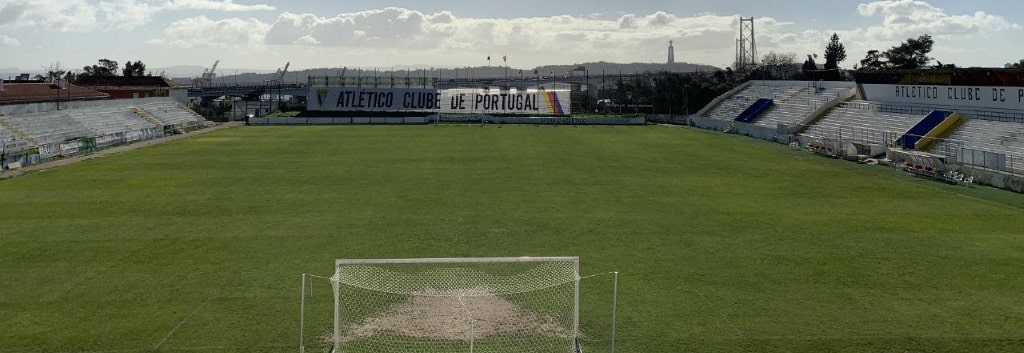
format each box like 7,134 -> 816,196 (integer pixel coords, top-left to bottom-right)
918,111 -> 962,151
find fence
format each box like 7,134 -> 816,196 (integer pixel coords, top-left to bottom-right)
802,124 -> 901,147
896,133 -> 1023,176
2,126 -> 167,172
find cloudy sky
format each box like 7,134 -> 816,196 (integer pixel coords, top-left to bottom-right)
0,0 -> 1022,75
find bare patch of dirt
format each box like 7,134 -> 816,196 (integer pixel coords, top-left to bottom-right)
343,288 -> 570,341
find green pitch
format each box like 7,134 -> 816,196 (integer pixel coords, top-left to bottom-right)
1,125 -> 1023,353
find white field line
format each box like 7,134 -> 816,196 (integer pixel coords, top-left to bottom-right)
153,296 -> 214,350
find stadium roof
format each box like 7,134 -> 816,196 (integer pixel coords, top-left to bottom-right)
0,82 -> 110,105
854,67 -> 1024,86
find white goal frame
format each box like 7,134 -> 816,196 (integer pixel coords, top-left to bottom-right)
322,256 -> 580,353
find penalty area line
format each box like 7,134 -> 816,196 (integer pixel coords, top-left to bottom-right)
153,296 -> 214,350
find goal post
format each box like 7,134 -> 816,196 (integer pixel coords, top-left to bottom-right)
329,257 -> 581,353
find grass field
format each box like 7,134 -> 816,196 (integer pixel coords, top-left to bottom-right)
1,124 -> 1023,353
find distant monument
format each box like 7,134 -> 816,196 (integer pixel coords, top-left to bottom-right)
668,41 -> 675,64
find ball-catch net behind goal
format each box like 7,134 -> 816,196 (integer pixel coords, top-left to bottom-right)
330,257 -> 580,353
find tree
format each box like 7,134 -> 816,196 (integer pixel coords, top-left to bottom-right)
122,61 -> 147,77
859,50 -> 886,70
757,51 -> 799,80
34,62 -> 65,83
802,54 -> 819,72
821,33 -> 847,80
82,58 -> 119,77
857,34 -> 936,70
802,54 -> 821,80
1005,60 -> 1024,69
884,34 -> 934,69
823,33 -> 847,71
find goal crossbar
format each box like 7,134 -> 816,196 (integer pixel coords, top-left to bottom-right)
335,256 -> 579,265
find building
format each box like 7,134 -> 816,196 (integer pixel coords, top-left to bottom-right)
75,76 -> 187,102
0,81 -> 109,106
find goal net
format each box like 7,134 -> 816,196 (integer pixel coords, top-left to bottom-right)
329,257 -> 580,353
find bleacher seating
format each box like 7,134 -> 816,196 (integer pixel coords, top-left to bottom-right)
65,106 -> 159,136
930,118 -> 1024,170
0,110 -> 95,146
801,100 -> 922,145
705,85 -> 779,121
0,99 -> 204,151
0,124 -> 20,145
705,83 -> 852,129
137,101 -> 204,126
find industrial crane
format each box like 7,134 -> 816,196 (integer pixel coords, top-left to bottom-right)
196,60 -> 219,86
274,62 -> 290,83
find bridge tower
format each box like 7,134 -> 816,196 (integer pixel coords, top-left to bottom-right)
735,17 -> 757,73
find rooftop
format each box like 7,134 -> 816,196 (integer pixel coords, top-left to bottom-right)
75,76 -> 180,88
0,82 -> 110,105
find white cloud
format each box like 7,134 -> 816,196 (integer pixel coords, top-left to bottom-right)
98,0 -> 155,31
160,0 -> 275,12
263,7 -> 742,67
738,1 -> 1021,69
0,34 -> 19,47
145,15 -> 270,50
0,0 -> 274,32
856,0 -> 1020,40
17,0 -> 101,33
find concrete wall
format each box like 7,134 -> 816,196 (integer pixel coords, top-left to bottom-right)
958,165 -> 1024,193
732,122 -> 786,143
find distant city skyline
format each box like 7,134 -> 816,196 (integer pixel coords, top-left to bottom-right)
0,0 -> 1022,74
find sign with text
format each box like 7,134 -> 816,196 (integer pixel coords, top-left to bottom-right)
308,88 -> 442,112
861,84 -> 1024,111
438,89 -> 570,115
308,87 -> 571,115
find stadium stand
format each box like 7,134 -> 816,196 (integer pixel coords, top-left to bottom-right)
704,82 -> 854,129
691,73 -> 1024,191
929,118 -> 1024,171
0,103 -> 196,146
801,100 -> 922,145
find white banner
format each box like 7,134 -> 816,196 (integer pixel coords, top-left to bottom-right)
308,88 -> 441,112
861,84 -> 1024,110
307,87 -> 571,115
438,89 -> 570,116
